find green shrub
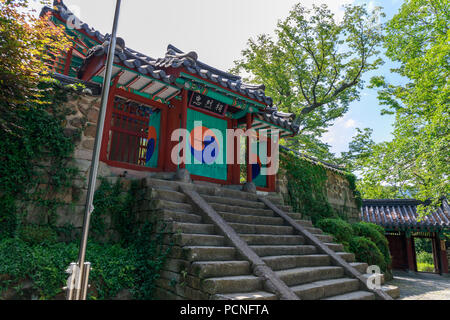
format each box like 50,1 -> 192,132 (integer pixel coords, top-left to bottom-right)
416,251 -> 434,265
316,218 -> 354,246
0,238 -> 136,300
417,262 -> 434,272
17,225 -> 58,245
352,222 -> 391,269
349,236 -> 386,271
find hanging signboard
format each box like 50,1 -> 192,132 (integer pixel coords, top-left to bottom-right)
188,91 -> 228,116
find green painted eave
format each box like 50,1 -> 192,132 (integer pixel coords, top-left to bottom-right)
178,73 -> 267,110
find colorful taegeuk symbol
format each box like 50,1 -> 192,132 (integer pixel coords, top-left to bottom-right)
146,126 -> 157,163
251,155 -> 262,180
189,126 -> 220,164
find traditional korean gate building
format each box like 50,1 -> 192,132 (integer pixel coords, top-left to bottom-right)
361,199 -> 450,275
41,1 -> 299,192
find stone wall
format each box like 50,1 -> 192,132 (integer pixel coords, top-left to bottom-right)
276,165 -> 360,222
23,93 -> 119,236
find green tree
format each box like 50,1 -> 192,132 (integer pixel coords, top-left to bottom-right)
231,3 -> 384,159
359,0 -> 449,210
0,0 -> 71,133
338,127 -> 375,171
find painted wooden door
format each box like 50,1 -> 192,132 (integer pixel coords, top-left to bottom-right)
186,108 -> 227,181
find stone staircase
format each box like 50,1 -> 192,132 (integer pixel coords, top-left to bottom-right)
136,175 -> 398,300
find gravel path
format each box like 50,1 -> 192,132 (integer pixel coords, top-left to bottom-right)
388,271 -> 450,300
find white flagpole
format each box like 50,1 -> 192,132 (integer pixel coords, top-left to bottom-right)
68,0 -> 122,300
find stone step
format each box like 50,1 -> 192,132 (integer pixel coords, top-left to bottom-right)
287,213 -> 311,223
195,185 -> 259,202
143,177 -> 181,191
210,203 -> 275,217
250,245 -> 317,257
191,261 -> 251,279
213,291 -> 277,300
323,290 -> 375,300
276,266 -> 344,287
263,253 -> 355,271
202,275 -> 263,294
171,222 -> 215,235
240,234 -> 305,246
382,285 -> 400,299
361,273 -> 386,285
153,189 -> 187,203
173,246 -> 236,262
218,212 -> 285,226
325,243 -> 344,252
350,262 -> 369,274
291,278 -> 360,300
172,233 -> 225,246
156,199 -> 194,213
232,223 -> 294,235
314,234 -> 334,242
203,195 -> 267,209
154,209 -> 203,224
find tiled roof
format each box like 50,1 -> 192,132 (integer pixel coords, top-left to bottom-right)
155,45 -> 274,106
41,0 -> 299,135
78,40 -> 175,85
256,110 -> 300,135
360,199 -> 450,231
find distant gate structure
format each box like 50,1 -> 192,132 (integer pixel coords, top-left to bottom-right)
360,199 -> 450,275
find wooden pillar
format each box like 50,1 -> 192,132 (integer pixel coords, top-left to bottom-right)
179,90 -> 188,169
99,75 -> 120,162
267,136 -> 274,191
63,47 -> 74,76
231,119 -> 240,185
405,233 -> 416,272
246,113 -> 253,183
440,238 -> 449,274
158,107 -> 168,171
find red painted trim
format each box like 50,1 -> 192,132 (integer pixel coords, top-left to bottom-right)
405,236 -> 416,272
246,113 -> 253,183
179,90 -> 188,169
99,76 -> 120,162
80,55 -> 106,81
186,106 -> 227,120
63,47 -> 74,75
440,240 -> 449,274
115,88 -> 167,110
158,107 -> 168,170
102,160 -> 163,172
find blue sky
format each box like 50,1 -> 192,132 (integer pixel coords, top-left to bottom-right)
33,0 -> 405,156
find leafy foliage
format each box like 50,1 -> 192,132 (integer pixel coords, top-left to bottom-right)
0,80 -> 80,238
232,3 -> 384,158
352,222 -> 392,270
349,236 -> 386,271
316,218 -> 353,247
0,0 -> 72,132
353,0 -> 449,212
279,150 -> 336,224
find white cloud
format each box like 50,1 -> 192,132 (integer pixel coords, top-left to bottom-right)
322,116 -> 360,154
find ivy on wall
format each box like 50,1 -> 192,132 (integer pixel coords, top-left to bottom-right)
0,79 -> 81,239
279,150 -> 336,224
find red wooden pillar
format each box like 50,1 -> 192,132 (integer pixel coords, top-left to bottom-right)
440,238 -> 449,274
246,113 -> 253,183
179,90 -> 188,169
267,136 -> 275,191
158,106 -> 168,171
63,47 -> 74,76
405,234 -> 416,272
100,75 -> 120,162
232,119 -> 241,185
